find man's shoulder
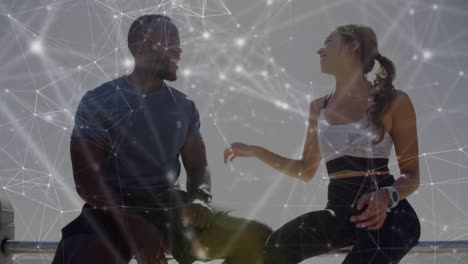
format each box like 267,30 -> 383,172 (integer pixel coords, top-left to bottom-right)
79,77 -> 124,103
90,77 -> 123,95
167,85 -> 196,105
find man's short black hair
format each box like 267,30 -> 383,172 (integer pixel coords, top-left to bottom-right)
127,14 -> 172,55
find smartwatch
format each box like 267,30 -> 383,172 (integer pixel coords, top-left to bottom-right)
192,188 -> 212,204
382,186 -> 399,208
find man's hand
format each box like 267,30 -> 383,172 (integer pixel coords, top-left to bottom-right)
350,189 -> 391,230
181,202 -> 213,229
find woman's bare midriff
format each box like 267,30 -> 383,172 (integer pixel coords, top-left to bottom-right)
329,170 -> 391,179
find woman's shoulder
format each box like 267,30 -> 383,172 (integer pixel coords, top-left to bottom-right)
389,89 -> 413,110
388,89 -> 416,120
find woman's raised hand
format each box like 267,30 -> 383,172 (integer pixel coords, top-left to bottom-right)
224,142 -> 258,163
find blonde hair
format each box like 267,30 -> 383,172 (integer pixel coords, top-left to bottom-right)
336,24 -> 396,144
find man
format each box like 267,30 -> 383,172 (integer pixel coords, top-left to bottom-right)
52,14 -> 271,264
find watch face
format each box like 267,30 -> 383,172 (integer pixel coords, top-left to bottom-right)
392,191 -> 398,202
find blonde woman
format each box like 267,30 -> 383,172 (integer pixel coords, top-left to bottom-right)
224,24 -> 421,264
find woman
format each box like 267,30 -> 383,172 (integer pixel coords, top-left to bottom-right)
224,24 -> 421,264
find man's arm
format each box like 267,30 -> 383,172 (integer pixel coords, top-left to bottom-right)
180,132 -> 213,229
70,138 -> 121,209
181,133 -> 212,202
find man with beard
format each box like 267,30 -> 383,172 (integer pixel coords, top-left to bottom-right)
52,14 -> 271,264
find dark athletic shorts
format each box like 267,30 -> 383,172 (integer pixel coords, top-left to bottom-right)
61,189 -> 222,263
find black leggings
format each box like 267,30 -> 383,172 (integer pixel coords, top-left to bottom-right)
263,174 -> 421,264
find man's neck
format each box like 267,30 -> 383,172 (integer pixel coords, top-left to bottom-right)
128,68 -> 164,93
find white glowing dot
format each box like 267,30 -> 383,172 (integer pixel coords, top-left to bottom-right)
437,107 -> 442,112
459,71 -> 464,76
219,73 -> 226,80
422,50 -> 432,60
235,37 -> 246,47
459,148 -> 463,151
123,58 -> 134,69
113,14 -> 118,19
44,115 -> 53,122
202,32 -> 211,39
46,5 -> 52,11
434,82 -> 439,86
30,40 -> 44,55
77,65 -> 82,70
283,204 -> 287,208
409,9 -> 415,15
219,98 -> 224,103
267,0 -> 273,5
7,14 -> 11,18
285,83 -> 291,89
432,4 -> 438,10
183,69 -> 192,77
49,173 -> 52,176
234,65 -> 244,73
274,100 -> 289,110
261,71 -> 268,77
412,54 -> 418,60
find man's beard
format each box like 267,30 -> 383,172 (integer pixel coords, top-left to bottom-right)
154,58 -> 177,81
156,67 -> 176,81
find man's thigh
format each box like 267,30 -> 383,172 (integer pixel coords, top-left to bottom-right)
52,234 -> 133,264
190,212 -> 272,260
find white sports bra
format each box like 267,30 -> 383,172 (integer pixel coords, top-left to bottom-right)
317,94 -> 394,163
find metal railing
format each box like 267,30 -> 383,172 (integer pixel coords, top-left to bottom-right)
2,198 -> 468,263
3,239 -> 468,255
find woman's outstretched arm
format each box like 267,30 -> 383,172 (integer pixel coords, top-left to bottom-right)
224,97 -> 325,182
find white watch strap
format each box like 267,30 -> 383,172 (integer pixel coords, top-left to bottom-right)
383,186 -> 399,208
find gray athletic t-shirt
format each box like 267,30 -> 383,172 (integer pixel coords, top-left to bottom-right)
71,76 -> 201,192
